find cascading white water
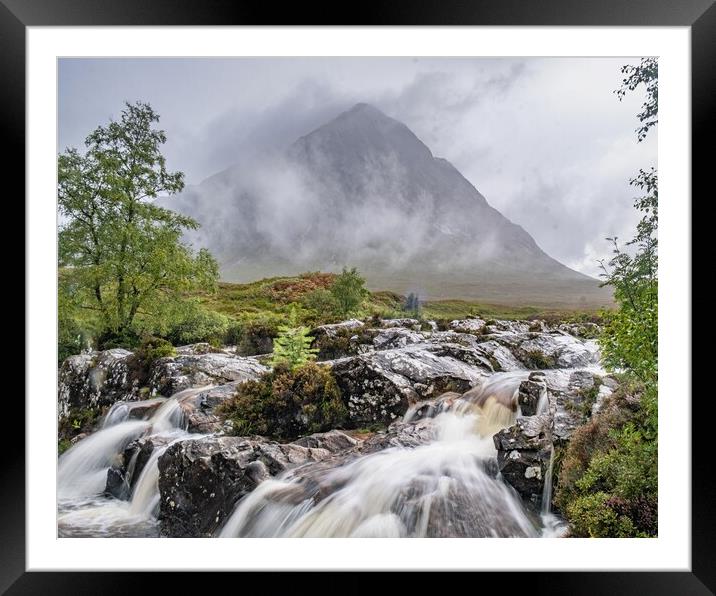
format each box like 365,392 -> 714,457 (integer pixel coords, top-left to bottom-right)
57,387 -> 212,536
102,397 -> 167,428
219,372 -> 541,538
58,420 -> 151,499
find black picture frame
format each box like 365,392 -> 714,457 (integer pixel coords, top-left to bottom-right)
8,0 -> 712,592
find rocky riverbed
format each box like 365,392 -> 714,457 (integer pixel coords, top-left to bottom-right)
57,316 -> 613,538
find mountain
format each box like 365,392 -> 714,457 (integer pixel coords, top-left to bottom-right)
161,103 -> 613,307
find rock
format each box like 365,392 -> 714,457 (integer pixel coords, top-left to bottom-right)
489,330 -> 600,369
312,319 -> 365,339
157,436 -> 333,537
175,343 -> 232,356
543,369 -> 606,442
380,318 -> 421,331
329,344 -> 487,426
449,318 -> 487,334
70,433 -> 88,445
105,436 -> 169,500
173,382 -> 242,434
312,320 -> 375,360
372,328 -> 426,351
493,414 -> 553,504
428,332 -> 524,372
292,430 -> 359,452
557,322 -> 601,339
148,353 -> 267,397
403,392 -> 461,423
517,378 -> 546,416
58,349 -> 139,420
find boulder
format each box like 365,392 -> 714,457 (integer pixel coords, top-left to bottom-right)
291,430 -> 359,452
148,353 -> 267,397
105,435 -> 169,500
517,376 -> 546,416
493,414 -> 553,504
449,318 -> 487,334
372,327 -> 426,351
329,344 -> 487,426
58,349 -> 138,419
489,330 -> 600,370
380,318 -> 421,331
157,436 -> 333,537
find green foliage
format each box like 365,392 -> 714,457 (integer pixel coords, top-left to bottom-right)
313,327 -> 377,361
615,57 -> 658,142
523,349 -> 556,370
555,379 -> 657,537
236,318 -> 280,356
58,101 -> 219,351
58,406 -> 102,442
218,362 -> 347,440
163,304 -> 229,347
565,492 -> 638,538
135,335 -> 176,365
269,308 -> 319,370
300,288 -> 341,323
330,267 -> 369,317
556,61 -> 659,538
58,438 -> 73,455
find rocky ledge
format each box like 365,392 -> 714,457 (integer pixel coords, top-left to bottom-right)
59,316 -> 612,531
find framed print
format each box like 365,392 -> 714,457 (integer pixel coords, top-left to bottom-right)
10,0 -> 713,592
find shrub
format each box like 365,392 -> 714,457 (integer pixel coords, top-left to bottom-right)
135,335 -> 176,364
300,288 -> 341,324
58,406 -> 103,443
555,378 -> 657,537
566,492 -> 638,538
235,319 -> 279,356
165,307 -> 229,346
330,267 -> 369,317
313,327 -> 376,361
218,362 -> 347,440
523,349 -> 556,369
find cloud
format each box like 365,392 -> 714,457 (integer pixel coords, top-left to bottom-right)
58,57 -> 657,276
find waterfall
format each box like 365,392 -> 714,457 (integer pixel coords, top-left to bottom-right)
57,386 -> 212,536
58,420 -> 151,499
102,397 -> 167,428
220,372 -> 539,538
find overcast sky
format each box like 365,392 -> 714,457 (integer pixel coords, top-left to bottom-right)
58,57 -> 656,276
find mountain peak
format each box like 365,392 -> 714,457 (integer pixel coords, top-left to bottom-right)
331,102 -> 397,128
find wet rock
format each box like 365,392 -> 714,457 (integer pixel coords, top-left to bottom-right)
58,349 -> 139,420
175,343 -> 232,356
449,318 -> 487,334
157,436 -> 332,537
490,330 -> 600,370
292,430 -> 359,453
329,344 -> 486,426
372,328 -> 426,350
517,377 -> 546,416
380,318 -> 421,331
493,414 -> 553,504
148,353 -> 267,397
105,436 -> 168,500
312,319 -> 365,338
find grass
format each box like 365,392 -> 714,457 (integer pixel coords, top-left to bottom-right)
191,272 -> 608,331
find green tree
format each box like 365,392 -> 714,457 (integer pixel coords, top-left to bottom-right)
557,58 -> 659,538
270,307 -> 318,370
58,101 -> 219,348
600,57 -> 658,392
330,267 -> 368,317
